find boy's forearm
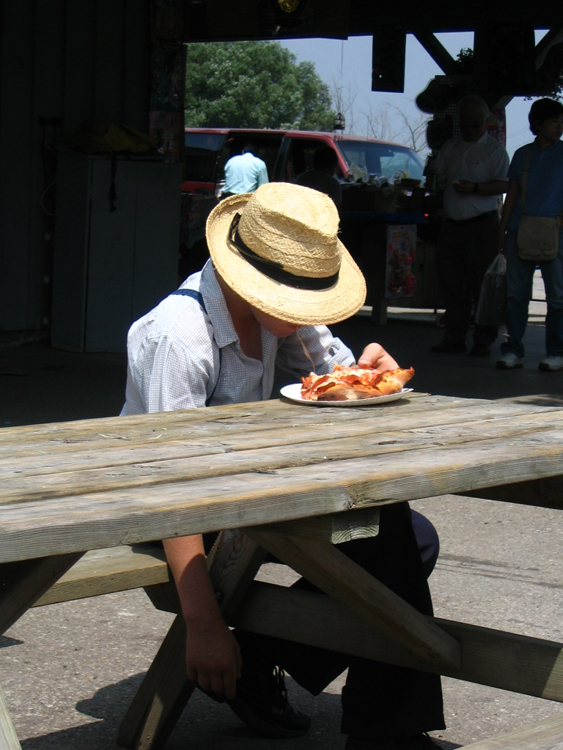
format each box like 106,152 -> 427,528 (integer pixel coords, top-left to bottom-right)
163,534 -> 242,698
163,534 -> 223,624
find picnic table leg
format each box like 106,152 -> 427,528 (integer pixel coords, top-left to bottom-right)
246,528 -> 461,670
117,530 -> 266,750
117,613 -> 194,750
0,554 -> 84,750
0,553 -> 84,635
0,684 -> 22,750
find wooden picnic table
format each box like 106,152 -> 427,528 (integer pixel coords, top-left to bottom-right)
1,391 -> 562,749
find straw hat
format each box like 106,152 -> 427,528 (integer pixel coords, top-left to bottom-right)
205,182 -> 366,326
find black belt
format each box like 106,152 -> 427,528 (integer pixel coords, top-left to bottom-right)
446,210 -> 498,225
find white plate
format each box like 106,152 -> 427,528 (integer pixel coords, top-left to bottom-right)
280,383 -> 413,407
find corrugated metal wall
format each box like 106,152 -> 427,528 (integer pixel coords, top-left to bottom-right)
0,0 -> 151,332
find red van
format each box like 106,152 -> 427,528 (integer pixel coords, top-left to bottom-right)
182,127 -> 425,196
179,127 -> 426,278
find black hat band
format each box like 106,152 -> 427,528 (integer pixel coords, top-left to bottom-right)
228,213 -> 339,291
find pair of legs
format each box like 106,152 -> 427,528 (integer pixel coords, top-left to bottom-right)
500,229 -> 563,359
436,213 -> 499,350
236,503 -> 445,742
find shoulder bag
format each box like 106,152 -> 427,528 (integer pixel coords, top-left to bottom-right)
517,147 -> 561,262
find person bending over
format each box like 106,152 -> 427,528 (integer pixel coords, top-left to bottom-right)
121,182 -> 444,750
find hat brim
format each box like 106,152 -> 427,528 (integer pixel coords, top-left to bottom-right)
206,193 -> 367,326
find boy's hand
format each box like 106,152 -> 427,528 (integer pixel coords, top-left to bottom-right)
357,343 -> 399,372
185,616 -> 242,699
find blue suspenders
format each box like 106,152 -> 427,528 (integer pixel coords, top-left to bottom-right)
170,288 -> 207,310
169,289 -> 220,406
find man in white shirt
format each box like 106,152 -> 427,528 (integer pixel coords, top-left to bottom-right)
430,95 -> 509,355
221,143 -> 269,197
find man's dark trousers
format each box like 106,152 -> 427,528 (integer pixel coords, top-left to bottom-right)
236,503 -> 446,741
437,210 -> 500,349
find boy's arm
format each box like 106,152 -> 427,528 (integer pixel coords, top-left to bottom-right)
163,534 -> 242,698
279,328 -> 399,377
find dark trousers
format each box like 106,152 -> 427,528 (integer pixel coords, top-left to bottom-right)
437,211 -> 499,348
236,503 -> 446,741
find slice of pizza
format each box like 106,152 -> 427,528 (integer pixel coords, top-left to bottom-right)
300,363 -> 414,401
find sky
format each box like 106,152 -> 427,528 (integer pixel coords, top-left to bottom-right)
281,32 -> 538,159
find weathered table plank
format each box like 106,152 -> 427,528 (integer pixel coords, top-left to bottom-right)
1,398 -> 562,503
1,414 -> 558,506
1,403 -> 560,489
1,394 -> 559,465
460,715 -> 563,749
1,425 -> 562,563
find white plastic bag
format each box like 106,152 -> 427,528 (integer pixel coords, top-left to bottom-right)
475,254 -> 507,327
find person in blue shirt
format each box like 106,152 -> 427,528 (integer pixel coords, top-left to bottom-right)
497,98 -> 563,371
221,143 -> 269,197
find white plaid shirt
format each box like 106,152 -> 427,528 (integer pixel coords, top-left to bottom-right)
120,261 -> 355,415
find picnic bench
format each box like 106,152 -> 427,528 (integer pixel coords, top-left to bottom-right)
1,392 -> 562,749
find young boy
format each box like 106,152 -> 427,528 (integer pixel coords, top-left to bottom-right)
122,183 -> 444,750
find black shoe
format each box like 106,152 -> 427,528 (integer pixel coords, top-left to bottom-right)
431,341 -> 466,353
469,344 -> 491,357
228,665 -> 310,738
345,733 -> 442,750
204,660 -> 311,739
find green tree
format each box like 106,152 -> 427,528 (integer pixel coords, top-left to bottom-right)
185,41 -> 335,130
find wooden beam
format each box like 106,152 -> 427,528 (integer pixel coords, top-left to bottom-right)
33,545 -> 170,607
461,476 -> 563,510
413,31 -> 459,75
535,26 -> 563,67
234,582 -> 563,702
258,506 -> 379,544
347,1 -> 561,36
0,552 -> 83,635
190,1 -> 563,40
0,684 -> 21,750
117,613 -> 194,750
460,715 -> 563,749
246,528 -> 461,670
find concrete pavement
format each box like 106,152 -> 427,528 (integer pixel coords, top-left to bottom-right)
1,280 -> 562,749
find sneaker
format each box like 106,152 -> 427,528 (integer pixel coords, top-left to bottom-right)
539,355 -> 563,372
227,664 -> 310,738
496,353 -> 524,370
345,732 -> 442,749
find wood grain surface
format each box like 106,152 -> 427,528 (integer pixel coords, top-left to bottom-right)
1,393 -> 562,563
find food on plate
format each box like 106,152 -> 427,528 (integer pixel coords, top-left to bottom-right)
300,364 -> 414,402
